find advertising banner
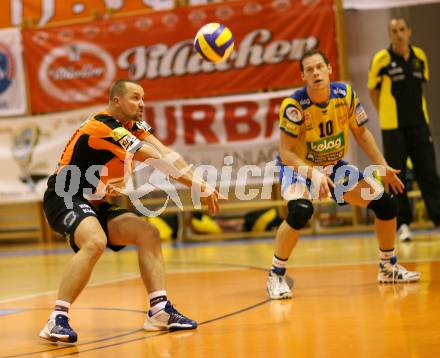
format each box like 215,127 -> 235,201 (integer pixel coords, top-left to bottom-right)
0,28 -> 27,116
3,0 -> 434,29
0,106 -> 101,203
22,0 -> 338,113
0,89 -> 293,202
0,0 -> 173,28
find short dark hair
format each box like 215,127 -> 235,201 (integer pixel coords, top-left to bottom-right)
299,49 -> 330,72
109,79 -> 139,101
388,17 -> 410,30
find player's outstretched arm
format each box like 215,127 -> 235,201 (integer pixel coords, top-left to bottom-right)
369,89 -> 380,112
133,134 -> 222,215
350,125 -> 404,194
279,131 -> 334,199
350,124 -> 387,166
280,132 -> 313,177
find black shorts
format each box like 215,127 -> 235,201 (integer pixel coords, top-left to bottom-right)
43,180 -> 131,253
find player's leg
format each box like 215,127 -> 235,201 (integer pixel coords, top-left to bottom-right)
107,212 -> 165,292
56,216 -> 107,302
343,179 -> 396,248
409,124 -> 440,227
267,161 -> 314,300
106,210 -> 197,331
342,178 -> 420,283
273,193 -> 313,267
40,193 -> 107,343
382,129 -> 412,241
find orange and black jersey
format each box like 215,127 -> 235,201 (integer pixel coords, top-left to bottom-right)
47,111 -> 152,197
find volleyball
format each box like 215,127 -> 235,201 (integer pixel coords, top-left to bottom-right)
194,23 -> 234,64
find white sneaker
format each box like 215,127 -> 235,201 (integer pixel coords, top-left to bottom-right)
398,224 -> 412,242
143,301 -> 197,332
267,272 -> 292,299
39,314 -> 77,343
378,258 -> 420,283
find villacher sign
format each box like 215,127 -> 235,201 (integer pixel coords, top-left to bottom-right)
22,0 -> 339,113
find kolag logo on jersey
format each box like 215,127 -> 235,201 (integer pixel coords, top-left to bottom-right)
0,43 -> 15,94
307,132 -> 344,154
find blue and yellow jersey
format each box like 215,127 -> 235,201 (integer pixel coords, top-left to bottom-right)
279,82 -> 368,166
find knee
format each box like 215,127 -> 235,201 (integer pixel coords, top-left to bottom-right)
81,235 -> 106,258
367,192 -> 397,220
146,222 -> 161,244
285,199 -> 314,230
135,218 -> 161,246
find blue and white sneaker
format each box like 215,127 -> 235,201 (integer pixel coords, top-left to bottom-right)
39,314 -> 78,343
267,271 -> 293,299
143,302 -> 197,332
378,256 -> 420,283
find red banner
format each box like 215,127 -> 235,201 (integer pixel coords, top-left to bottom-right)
22,0 -> 338,114
0,0 -> 162,28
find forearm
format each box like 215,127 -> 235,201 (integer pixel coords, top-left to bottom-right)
134,146 -> 201,189
280,150 -> 320,180
355,128 -> 387,166
167,151 -> 204,188
369,89 -> 379,112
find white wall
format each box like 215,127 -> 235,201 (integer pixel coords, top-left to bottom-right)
343,0 -> 440,10
344,8 -> 391,168
402,3 -> 440,171
344,3 -> 440,171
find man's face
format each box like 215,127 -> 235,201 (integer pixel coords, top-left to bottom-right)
301,54 -> 332,90
115,82 -> 145,121
389,19 -> 411,49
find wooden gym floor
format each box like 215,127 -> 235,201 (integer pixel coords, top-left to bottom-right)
1,230 -> 440,357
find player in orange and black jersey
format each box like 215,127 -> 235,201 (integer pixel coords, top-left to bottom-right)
43,107 -> 157,224
266,49 -> 420,301
368,18 -> 440,241
40,80 -> 221,343
48,110 -> 151,197
44,110 -> 151,231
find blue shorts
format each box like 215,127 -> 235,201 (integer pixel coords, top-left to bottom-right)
277,156 -> 365,205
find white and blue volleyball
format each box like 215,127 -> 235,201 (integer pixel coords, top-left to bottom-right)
194,23 -> 234,64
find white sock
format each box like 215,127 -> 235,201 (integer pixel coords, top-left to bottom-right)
150,301 -> 167,315
50,299 -> 70,319
149,290 -> 168,315
149,290 -> 167,301
271,255 -> 287,275
380,249 -> 395,265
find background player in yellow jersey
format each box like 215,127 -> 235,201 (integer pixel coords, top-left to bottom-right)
267,49 -> 420,299
368,18 -> 440,242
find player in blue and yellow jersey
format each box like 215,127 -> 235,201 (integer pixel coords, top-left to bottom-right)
267,50 -> 420,300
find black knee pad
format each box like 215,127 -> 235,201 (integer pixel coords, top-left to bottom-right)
286,199 -> 314,230
367,192 -> 397,220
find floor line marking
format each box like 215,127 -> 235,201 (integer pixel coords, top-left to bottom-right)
1,257 -> 437,304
